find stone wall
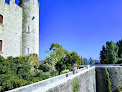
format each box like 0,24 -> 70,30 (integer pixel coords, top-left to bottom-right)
0,0 -> 22,58
45,67 -> 96,92
96,66 -> 122,92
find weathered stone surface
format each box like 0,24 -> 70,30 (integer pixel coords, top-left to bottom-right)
46,67 -> 96,92
0,0 -> 39,58
0,1 -> 22,58
96,66 -> 122,92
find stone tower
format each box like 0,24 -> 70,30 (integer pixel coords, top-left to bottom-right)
19,0 -> 39,55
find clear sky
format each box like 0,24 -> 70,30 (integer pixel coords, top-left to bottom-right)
7,0 -> 122,60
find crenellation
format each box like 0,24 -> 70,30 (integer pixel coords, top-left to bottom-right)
9,0 -> 15,4
0,0 -> 5,4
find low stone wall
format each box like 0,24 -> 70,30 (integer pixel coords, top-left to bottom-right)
33,67 -> 96,92
96,66 -> 122,92
7,67 -> 96,92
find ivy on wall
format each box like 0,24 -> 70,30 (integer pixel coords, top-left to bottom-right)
72,78 -> 80,92
105,68 -> 112,92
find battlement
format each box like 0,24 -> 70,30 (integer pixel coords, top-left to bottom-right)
19,0 -> 39,7
0,0 -> 22,12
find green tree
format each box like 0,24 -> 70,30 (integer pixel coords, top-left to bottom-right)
100,41 -> 119,64
46,43 -> 69,65
89,57 -> 94,64
117,40 -> 122,58
55,52 -> 81,73
106,41 -> 119,64
100,45 -> 107,64
80,56 -> 83,65
84,60 -> 86,65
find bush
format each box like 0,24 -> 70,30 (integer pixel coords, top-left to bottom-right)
0,54 -> 51,91
60,69 -> 69,75
72,78 -> 80,92
105,68 -> 112,92
49,68 -> 58,77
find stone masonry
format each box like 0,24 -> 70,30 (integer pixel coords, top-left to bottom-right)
0,0 -> 39,58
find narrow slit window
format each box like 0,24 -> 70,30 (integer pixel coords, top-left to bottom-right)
28,47 -> 29,54
28,26 -> 30,32
0,40 -> 2,52
26,25 -> 31,33
0,15 -> 3,24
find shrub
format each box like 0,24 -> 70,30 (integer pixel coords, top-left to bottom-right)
105,68 -> 112,92
72,78 -> 80,92
60,69 -> 69,75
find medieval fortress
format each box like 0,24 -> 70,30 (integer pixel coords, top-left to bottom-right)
0,0 -> 39,58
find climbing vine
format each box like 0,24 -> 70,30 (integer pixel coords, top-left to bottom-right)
105,68 -> 112,92
72,78 -> 80,92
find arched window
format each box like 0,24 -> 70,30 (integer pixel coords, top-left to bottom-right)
26,47 -> 31,55
0,15 -> 3,24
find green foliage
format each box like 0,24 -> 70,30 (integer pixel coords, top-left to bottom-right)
105,68 -> 112,92
89,57 -> 94,64
55,52 -> 81,73
80,56 -> 83,65
60,69 -> 68,75
49,68 -> 59,77
84,60 -> 86,65
72,78 -> 80,92
117,40 -> 122,58
100,45 -> 107,64
100,41 -> 119,64
0,54 -> 50,91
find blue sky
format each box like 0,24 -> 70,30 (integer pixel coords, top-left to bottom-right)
7,0 -> 122,60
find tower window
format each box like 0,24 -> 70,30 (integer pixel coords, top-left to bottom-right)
28,47 -> 29,54
0,15 -> 3,24
26,47 -> 31,55
26,25 -> 31,33
0,40 -> 2,52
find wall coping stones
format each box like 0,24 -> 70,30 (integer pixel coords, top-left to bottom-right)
6,67 -> 88,92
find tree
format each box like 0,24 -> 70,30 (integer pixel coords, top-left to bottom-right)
84,60 -> 86,65
89,57 -> 94,64
117,40 -> 122,58
55,52 -> 81,73
100,41 -> 119,64
106,41 -> 119,64
100,45 -> 107,64
80,56 -> 83,65
46,43 -> 69,65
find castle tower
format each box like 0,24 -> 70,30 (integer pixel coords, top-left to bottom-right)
19,0 -> 39,55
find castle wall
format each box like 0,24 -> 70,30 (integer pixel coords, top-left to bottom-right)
0,0 -> 22,58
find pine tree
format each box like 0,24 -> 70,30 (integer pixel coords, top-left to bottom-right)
80,56 -> 83,65
89,57 -> 94,64
100,45 -> 107,64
